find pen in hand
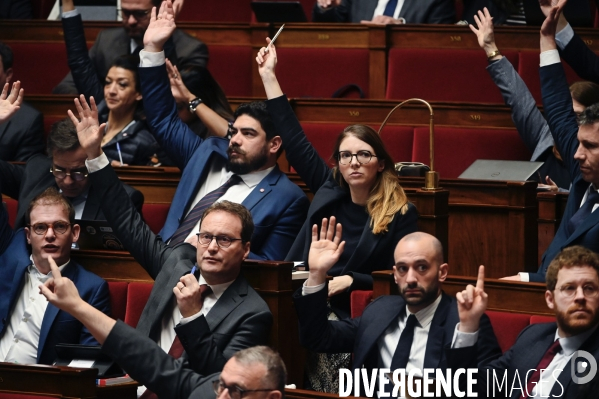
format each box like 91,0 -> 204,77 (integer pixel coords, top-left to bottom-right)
116,142 -> 124,166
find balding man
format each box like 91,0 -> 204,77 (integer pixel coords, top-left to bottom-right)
293,223 -> 501,396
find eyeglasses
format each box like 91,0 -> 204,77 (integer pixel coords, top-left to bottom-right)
558,284 -> 599,298
197,233 -> 243,248
337,150 -> 377,165
50,166 -> 89,182
212,380 -> 275,399
117,8 -> 152,20
28,221 -> 71,235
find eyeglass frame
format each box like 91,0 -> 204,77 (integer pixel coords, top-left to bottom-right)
557,283 -> 599,298
27,221 -> 72,236
197,233 -> 243,248
336,150 -> 378,165
212,380 -> 276,399
116,8 -> 152,20
50,166 -> 89,181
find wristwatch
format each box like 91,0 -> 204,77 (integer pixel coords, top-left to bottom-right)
188,97 -> 202,113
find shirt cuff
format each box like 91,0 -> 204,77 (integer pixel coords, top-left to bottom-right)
85,152 -> 109,173
62,9 -> 79,18
451,323 -> 479,348
540,50 -> 560,67
555,23 -> 574,50
139,49 -> 166,67
518,272 -> 530,282
302,281 -> 325,296
179,311 -> 203,325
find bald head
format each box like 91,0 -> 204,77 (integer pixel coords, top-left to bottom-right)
395,232 -> 444,265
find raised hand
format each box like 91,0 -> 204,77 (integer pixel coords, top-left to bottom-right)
67,95 -> 106,160
456,265 -> 488,333
143,0 -> 176,53
306,216 -> 345,287
256,37 -> 277,78
469,8 -> 500,57
39,256 -> 83,313
540,0 -> 566,52
0,81 -> 23,124
166,58 -> 194,104
173,273 -> 203,318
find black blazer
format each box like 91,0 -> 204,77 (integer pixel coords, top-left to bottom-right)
312,0 -> 455,23
0,154 -> 143,228
0,102 -> 44,162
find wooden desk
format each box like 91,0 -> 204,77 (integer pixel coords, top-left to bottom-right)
537,191 -> 569,265
373,270 -> 550,315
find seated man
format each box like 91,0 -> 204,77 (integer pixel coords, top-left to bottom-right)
294,226 -> 501,396
312,0 -> 455,24
137,1 -> 309,259
449,246 -> 599,397
0,42 -> 44,162
0,184 -> 110,364
69,92 -> 273,397
0,117 -> 143,229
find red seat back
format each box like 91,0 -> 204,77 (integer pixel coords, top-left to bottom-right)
208,46 -> 253,97
486,310 -> 531,353
142,203 -> 171,234
350,290 -> 373,318
377,125 -> 416,163
124,282 -> 154,328
177,0 -> 252,22
3,197 -> 18,229
10,42 -> 71,94
107,281 -> 128,322
530,315 -> 556,324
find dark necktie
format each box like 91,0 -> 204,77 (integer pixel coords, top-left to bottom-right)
390,314 -> 418,371
568,189 -> 599,235
519,340 -> 561,399
383,0 -> 398,17
169,175 -> 241,245
139,284 -> 213,399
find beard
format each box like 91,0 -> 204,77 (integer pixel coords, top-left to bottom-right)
400,281 -> 439,309
556,301 -> 599,336
226,144 -> 269,175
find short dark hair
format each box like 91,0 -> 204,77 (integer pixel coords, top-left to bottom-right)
26,187 -> 75,225
110,54 -> 141,92
0,41 -> 13,72
200,200 -> 254,243
546,246 -> 599,291
570,81 -> 599,108
578,103 -> 599,127
47,118 -> 81,156
233,346 -> 287,396
233,102 -> 278,141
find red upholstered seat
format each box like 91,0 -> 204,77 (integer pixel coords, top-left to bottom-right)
0,394 -> 56,399
10,43 -> 71,94
3,197 -> 17,229
518,50 -> 583,104
486,311 -> 531,353
377,125 -> 416,163
350,290 -> 373,318
208,46 -> 253,97
107,281 -> 128,322
411,127 -> 532,178
177,0 -> 252,22
301,122 -> 347,165
530,315 -> 556,324
124,282 -> 154,328
386,49 -> 519,103
275,48 -> 370,98
142,203 -> 171,234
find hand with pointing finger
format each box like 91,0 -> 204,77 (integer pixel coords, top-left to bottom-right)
39,256 -> 83,313
456,265 -> 488,333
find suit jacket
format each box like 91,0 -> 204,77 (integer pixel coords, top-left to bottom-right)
0,102 -> 44,162
0,153 -> 144,229
0,185 -> 110,364
445,323 -> 599,398
138,63 -> 309,260
89,163 -> 273,375
0,0 -> 32,19
267,94 -> 418,318
312,0 -> 455,24
53,24 -> 208,95
560,31 -> 599,84
532,62 -> 599,282
294,288 -> 501,384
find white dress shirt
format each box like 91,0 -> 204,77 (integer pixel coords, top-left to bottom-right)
372,0 -> 406,20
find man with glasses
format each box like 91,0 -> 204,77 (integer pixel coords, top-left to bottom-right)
52,0 -> 208,95
0,185 -> 110,364
448,245 -> 599,397
0,117 -> 143,229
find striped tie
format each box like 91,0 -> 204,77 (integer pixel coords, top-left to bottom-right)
169,175 -> 241,245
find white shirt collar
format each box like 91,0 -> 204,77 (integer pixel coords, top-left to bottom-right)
28,255 -> 69,283
554,323 -> 599,356
236,166 -> 275,189
404,292 -> 443,328
198,273 -> 235,300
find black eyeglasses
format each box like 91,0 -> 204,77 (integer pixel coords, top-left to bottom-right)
197,233 -> 243,248
117,8 -> 152,20
212,380 -> 275,399
50,166 -> 89,182
337,150 -> 377,165
28,221 -> 71,235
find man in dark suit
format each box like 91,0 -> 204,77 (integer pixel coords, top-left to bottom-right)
138,2 -> 309,260
449,245 -> 599,397
68,92 -> 273,398
312,0 -> 455,24
0,42 -> 44,162
294,225 -> 501,396
52,0 -> 208,95
0,118 -> 143,229
0,184 -> 110,364
503,0 -> 599,283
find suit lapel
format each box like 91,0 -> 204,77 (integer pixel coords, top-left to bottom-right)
204,275 -> 247,329
241,167 -> 281,211
423,293 -> 451,369
81,185 -> 101,220
553,326 -> 599,396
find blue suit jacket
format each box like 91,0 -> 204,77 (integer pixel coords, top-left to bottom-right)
138,64 -> 309,260
532,62 -> 599,282
0,195 -> 110,364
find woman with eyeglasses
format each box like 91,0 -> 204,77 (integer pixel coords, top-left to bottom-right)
60,0 -> 169,166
